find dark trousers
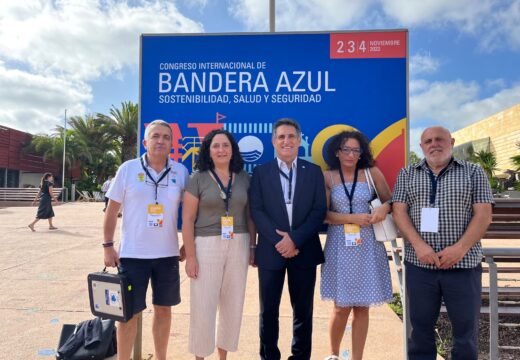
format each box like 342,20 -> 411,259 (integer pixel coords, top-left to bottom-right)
258,264 -> 317,360
405,262 -> 482,360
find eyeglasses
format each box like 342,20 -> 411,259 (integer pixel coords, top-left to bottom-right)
339,147 -> 362,156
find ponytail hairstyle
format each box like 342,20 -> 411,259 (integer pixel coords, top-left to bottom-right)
40,173 -> 53,187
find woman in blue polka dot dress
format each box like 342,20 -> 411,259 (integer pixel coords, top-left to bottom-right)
321,130 -> 393,360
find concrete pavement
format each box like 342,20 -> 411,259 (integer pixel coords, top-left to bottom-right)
0,202 -> 404,360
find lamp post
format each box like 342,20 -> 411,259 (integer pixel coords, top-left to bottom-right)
270,0 -> 275,32
62,109 -> 67,199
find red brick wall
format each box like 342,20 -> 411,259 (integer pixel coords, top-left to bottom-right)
0,125 -> 60,174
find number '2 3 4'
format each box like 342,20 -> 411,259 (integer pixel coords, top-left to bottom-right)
336,40 -> 366,54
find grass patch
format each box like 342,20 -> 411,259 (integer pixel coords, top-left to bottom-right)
388,292 -> 403,319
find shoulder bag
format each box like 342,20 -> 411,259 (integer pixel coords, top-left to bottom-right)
364,168 -> 398,242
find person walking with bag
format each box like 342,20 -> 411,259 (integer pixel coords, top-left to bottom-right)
321,130 -> 393,360
28,172 -> 58,231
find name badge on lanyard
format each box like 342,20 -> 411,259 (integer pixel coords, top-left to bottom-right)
140,156 -> 169,229
420,208 -> 439,233
339,169 -> 361,247
221,216 -> 234,240
420,161 -> 451,233
279,167 -> 294,227
210,169 -> 234,240
344,224 -> 361,247
285,203 -> 293,228
147,204 -> 164,228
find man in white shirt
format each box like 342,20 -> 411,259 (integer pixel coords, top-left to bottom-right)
103,120 -> 189,360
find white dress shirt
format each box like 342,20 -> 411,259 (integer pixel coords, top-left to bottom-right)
276,157 -> 297,226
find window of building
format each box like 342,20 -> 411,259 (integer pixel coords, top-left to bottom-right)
0,168 -> 5,187
6,169 -> 19,187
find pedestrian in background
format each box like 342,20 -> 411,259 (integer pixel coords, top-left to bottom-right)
28,172 -> 58,231
101,175 -> 113,212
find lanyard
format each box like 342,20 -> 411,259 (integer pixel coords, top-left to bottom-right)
426,159 -> 453,206
279,167 -> 293,204
210,169 -> 233,215
140,156 -> 170,204
339,168 -> 358,214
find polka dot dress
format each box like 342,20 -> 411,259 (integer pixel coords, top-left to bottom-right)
320,181 -> 393,307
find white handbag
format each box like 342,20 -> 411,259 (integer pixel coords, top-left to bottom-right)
364,168 -> 398,242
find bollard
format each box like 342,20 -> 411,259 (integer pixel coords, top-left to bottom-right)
133,313 -> 142,360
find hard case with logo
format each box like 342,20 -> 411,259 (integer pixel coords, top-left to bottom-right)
87,268 -> 133,322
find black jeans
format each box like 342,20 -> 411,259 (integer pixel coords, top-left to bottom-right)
405,262 -> 482,360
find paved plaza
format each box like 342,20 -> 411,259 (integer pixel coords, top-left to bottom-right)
0,202 -> 404,360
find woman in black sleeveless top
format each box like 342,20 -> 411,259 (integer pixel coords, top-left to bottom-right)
28,173 -> 58,231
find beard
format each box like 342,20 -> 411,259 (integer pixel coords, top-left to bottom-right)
425,150 -> 452,168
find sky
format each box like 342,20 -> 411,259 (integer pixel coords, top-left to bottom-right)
1,0 -> 519,155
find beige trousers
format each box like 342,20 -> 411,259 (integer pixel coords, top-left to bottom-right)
188,233 -> 250,357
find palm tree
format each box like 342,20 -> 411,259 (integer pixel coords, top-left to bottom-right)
97,101 -> 138,163
511,142 -> 520,171
473,150 -> 497,180
24,127 -> 78,169
25,102 -> 137,191
409,151 -> 421,165
68,114 -> 119,183
473,150 -> 501,191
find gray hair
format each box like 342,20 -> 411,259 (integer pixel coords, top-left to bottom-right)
272,118 -> 301,139
144,119 -> 173,140
420,126 -> 452,143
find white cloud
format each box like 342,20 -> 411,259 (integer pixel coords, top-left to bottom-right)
485,78 -> 506,90
380,0 -> 493,30
409,79 -> 429,93
411,79 -> 480,125
0,63 -> 91,134
479,0 -> 520,51
227,0 -> 269,31
180,0 -> 208,10
0,0 -> 203,81
381,0 -> 520,51
228,0 -> 373,31
410,52 -> 440,76
410,79 -> 520,132
228,0 -> 520,51
0,0 -> 204,134
408,77 -> 520,158
409,126 -> 425,157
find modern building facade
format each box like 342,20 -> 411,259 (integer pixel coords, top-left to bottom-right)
452,103 -> 520,175
0,125 -> 61,187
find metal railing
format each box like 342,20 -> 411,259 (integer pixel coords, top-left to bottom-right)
483,247 -> 520,360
